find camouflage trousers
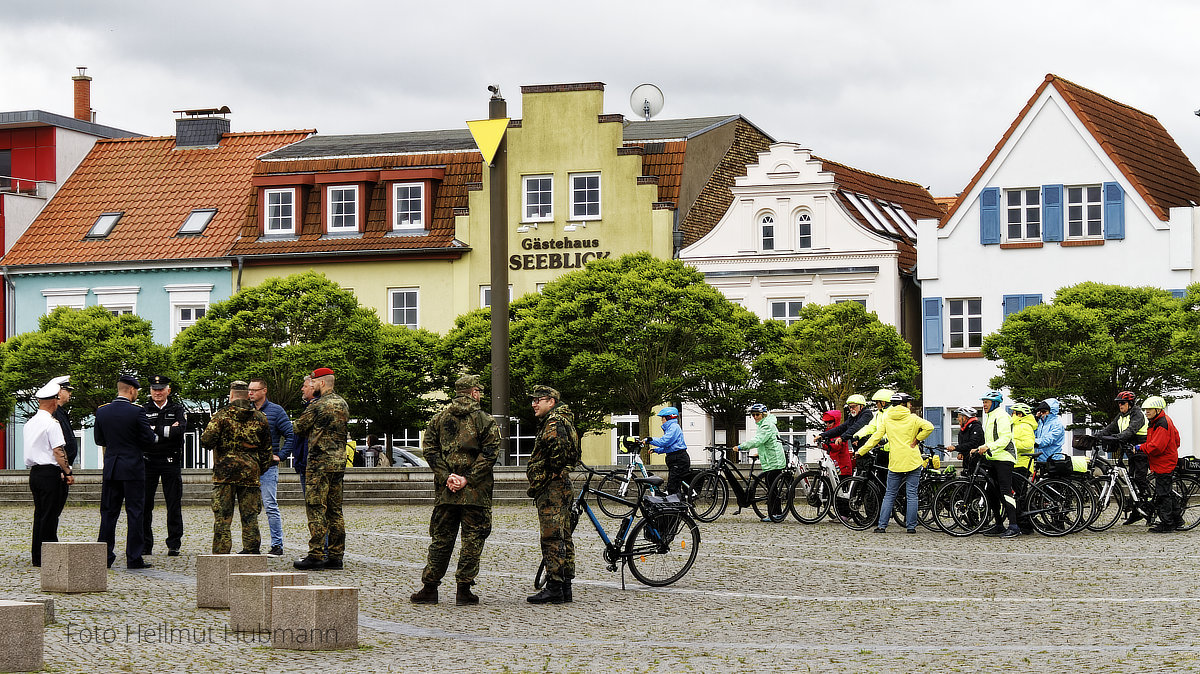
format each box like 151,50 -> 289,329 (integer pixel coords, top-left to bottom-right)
304,470 -> 345,560
420,504 -> 493,586
534,478 -> 575,582
212,484 -> 261,554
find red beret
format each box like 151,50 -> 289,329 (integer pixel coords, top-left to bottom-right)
312,367 -> 334,378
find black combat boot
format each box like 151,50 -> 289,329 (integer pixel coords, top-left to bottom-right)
561,580 -> 573,603
527,581 -> 565,604
410,583 -> 439,604
1123,508 -> 1146,525
293,555 -> 324,570
456,583 -> 479,605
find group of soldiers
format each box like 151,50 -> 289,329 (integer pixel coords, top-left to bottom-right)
23,368 -> 349,571
410,376 -> 581,606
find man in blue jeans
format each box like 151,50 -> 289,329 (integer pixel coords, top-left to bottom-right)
857,392 -> 933,533
248,378 -> 295,557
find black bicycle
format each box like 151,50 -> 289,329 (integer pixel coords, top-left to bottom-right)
533,463 -> 701,588
685,446 -> 774,522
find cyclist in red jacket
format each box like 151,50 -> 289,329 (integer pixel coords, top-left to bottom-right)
1137,396 -> 1182,533
820,410 -> 853,476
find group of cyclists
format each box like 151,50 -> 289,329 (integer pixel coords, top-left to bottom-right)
640,387 -> 1187,536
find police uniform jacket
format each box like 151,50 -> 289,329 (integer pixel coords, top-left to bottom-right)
53,406 -> 78,466
145,399 -> 187,461
94,396 -> 156,480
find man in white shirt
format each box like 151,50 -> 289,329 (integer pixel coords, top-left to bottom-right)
25,379 -> 74,566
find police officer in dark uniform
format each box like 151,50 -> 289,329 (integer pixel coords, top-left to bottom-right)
95,374 -> 156,569
50,376 -> 77,516
143,375 -> 187,556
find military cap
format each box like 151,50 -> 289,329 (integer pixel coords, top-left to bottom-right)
455,374 -> 482,393
230,380 -> 250,391
34,381 -> 61,399
118,374 -> 141,388
50,375 -> 73,391
149,375 -> 172,390
530,385 -> 560,400
312,367 -> 334,378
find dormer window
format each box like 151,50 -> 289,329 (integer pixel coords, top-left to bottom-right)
178,208 -> 216,235
327,185 -> 359,233
86,212 -> 123,238
264,188 -> 296,234
393,182 -> 425,231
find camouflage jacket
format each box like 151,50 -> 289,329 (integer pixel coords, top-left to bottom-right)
526,402 -> 580,497
293,392 -> 350,475
424,394 -> 500,507
201,399 -> 271,486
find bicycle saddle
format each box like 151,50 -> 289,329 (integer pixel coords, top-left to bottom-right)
634,476 -> 665,487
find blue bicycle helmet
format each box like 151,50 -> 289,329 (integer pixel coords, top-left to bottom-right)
657,406 -> 679,418
748,403 -> 768,415
981,391 -> 1004,405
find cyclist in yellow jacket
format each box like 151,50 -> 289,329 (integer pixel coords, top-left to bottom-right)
975,391 -> 1020,538
1010,403 -> 1037,478
858,392 -> 933,534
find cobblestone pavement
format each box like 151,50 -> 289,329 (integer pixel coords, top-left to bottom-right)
2,503 -> 1198,672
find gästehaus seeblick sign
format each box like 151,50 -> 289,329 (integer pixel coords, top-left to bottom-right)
509,236 -> 611,270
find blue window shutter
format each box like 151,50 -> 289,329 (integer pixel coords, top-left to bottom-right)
1170,288 -> 1186,299
924,407 -> 944,446
1023,294 -> 1042,310
1042,184 -> 1063,242
922,297 -> 943,354
1103,182 -> 1124,240
1002,294 -> 1022,320
980,187 -> 1001,245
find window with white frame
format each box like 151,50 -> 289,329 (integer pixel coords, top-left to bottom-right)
165,283 -> 213,338
611,415 -> 640,465
480,285 -> 513,308
775,413 -> 808,461
91,286 -> 140,316
265,188 -> 296,234
1005,188 -> 1040,240
392,182 -> 424,230
947,298 -> 983,350
769,299 -> 803,325
389,288 -> 419,328
834,296 -> 868,308
523,175 -> 553,221
570,173 -> 600,220
86,212 -> 123,238
796,211 -> 813,248
761,213 -> 775,250
178,208 -> 216,235
43,288 -> 87,313
326,185 -> 358,232
1066,185 -> 1103,238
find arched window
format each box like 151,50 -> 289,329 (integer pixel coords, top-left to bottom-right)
796,211 -> 813,248
760,213 -> 775,251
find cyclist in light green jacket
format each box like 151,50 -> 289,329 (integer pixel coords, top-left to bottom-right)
976,391 -> 1020,538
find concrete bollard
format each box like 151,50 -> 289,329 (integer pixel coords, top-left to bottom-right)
270,585 -> 358,650
0,600 -> 43,671
229,572 -> 308,633
40,542 -> 107,593
195,554 -> 268,608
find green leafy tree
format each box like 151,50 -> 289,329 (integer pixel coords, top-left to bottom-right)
172,272 -> 381,415
759,301 -> 919,425
984,282 -> 1200,427
0,306 -> 170,424
513,252 -> 759,436
357,324 -> 444,442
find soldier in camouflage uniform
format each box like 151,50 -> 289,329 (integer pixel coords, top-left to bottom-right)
201,381 -> 271,554
526,385 -> 581,604
293,367 -> 351,570
410,374 -> 500,606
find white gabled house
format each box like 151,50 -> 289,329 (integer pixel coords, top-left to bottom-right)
917,74 -> 1200,452
681,142 -> 943,453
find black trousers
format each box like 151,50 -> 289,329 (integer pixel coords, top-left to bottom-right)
1154,471 -> 1183,527
984,459 -> 1020,529
98,477 -> 146,566
144,455 -> 184,552
663,450 -> 691,495
30,465 -> 65,565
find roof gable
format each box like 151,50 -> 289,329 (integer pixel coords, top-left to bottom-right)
942,74 -> 1200,226
2,130 -> 313,267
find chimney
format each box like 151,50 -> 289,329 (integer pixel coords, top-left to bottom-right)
72,66 -> 93,122
173,107 -> 232,148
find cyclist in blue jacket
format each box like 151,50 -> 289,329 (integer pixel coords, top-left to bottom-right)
1033,398 -> 1066,462
644,407 -> 690,496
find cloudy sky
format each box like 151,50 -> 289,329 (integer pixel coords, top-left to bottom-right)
4,0 -> 1199,196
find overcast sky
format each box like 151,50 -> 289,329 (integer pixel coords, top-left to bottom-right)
3,0 -> 1199,196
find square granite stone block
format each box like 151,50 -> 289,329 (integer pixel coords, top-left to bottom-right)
41,542 -> 107,593
196,554 -> 268,608
0,600 -> 43,671
271,585 -> 358,650
229,572 -> 308,633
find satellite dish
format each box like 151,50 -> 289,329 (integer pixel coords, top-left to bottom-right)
630,84 -> 665,121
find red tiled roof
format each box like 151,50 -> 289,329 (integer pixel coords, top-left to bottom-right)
942,74 -> 1200,226
229,150 -> 482,258
626,140 -> 687,206
2,130 -> 313,266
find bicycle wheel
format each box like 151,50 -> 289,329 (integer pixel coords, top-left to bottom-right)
766,471 -> 793,523
933,479 -> 990,537
916,479 -> 941,532
625,512 -> 700,587
1027,478 -> 1084,537
832,476 -> 882,531
749,473 -> 774,520
1175,474 -> 1200,531
688,470 -> 729,523
1085,476 -> 1125,532
595,472 -> 637,519
789,471 -> 833,524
